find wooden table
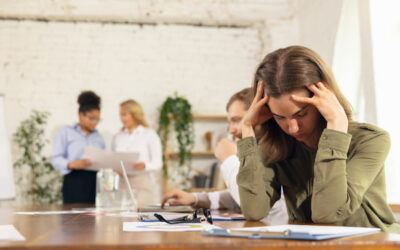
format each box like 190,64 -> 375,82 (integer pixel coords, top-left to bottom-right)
1,204 -> 400,250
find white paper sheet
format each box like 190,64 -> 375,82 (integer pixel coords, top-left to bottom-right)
83,147 -> 146,175
123,221 -> 218,232
14,210 -> 89,215
15,207 -> 136,215
103,211 -> 140,218
0,225 -> 25,241
231,224 -> 380,235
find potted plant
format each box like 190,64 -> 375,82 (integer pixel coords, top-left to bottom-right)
158,93 -> 194,189
13,110 -> 62,204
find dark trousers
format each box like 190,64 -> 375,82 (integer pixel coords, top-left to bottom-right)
62,170 -> 97,204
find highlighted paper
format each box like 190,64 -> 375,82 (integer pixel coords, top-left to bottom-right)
0,225 -> 25,241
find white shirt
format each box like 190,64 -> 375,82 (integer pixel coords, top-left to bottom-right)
111,125 -> 162,171
194,155 -> 289,224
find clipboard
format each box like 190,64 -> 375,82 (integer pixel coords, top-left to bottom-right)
203,225 -> 381,241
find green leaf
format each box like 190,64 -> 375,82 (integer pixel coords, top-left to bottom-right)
13,110 -> 62,204
157,93 -> 194,179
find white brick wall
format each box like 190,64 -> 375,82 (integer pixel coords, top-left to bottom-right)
2,0 -> 368,195
0,0 -> 296,26
0,1 -> 306,187
0,20 -> 266,157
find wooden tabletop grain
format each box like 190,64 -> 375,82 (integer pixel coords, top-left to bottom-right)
1,204 -> 400,250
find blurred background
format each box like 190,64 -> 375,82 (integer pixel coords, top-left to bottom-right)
0,0 -> 399,204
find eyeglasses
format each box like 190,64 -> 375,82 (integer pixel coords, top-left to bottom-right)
154,208 -> 213,225
85,115 -> 101,123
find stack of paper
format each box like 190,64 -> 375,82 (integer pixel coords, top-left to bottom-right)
0,225 -> 25,241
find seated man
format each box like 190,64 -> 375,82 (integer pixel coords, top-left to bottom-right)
162,88 -> 288,224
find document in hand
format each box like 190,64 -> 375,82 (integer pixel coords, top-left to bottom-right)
203,224 -> 380,240
83,147 -> 144,175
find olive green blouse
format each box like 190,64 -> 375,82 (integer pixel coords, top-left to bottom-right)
237,121 -> 400,233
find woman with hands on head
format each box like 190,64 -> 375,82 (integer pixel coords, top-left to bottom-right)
237,45 -> 400,233
161,88 -> 289,224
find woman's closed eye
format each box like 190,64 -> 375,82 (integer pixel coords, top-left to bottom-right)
273,114 -> 285,120
296,112 -> 307,118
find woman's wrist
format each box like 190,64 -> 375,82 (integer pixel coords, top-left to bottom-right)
242,124 -> 255,138
326,117 -> 348,133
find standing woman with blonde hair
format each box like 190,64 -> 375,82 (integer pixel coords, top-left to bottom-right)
237,45 -> 400,232
112,99 -> 162,206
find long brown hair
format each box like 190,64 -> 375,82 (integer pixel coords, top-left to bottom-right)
254,45 -> 352,164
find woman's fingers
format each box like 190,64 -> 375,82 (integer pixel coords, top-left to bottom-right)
316,81 -> 329,91
253,81 -> 264,103
307,84 -> 322,96
260,92 -> 269,105
253,93 -> 269,110
291,94 -> 314,104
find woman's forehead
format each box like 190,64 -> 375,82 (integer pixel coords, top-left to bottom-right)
268,89 -> 310,115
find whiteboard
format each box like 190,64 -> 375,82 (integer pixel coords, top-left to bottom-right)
0,95 -> 15,199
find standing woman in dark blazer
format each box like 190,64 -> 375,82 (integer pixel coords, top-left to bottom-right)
51,91 -> 105,203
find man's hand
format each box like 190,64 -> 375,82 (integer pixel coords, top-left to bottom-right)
161,189 -> 196,208
214,138 -> 237,162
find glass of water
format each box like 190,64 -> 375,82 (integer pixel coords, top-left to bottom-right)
96,168 -> 137,211
96,169 -> 120,208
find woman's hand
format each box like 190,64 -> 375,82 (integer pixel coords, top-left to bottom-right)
68,159 -> 92,170
240,81 -> 273,137
161,189 -> 196,208
133,162 -> 146,171
291,82 -> 348,133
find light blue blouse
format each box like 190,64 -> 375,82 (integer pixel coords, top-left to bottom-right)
51,123 -> 105,175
